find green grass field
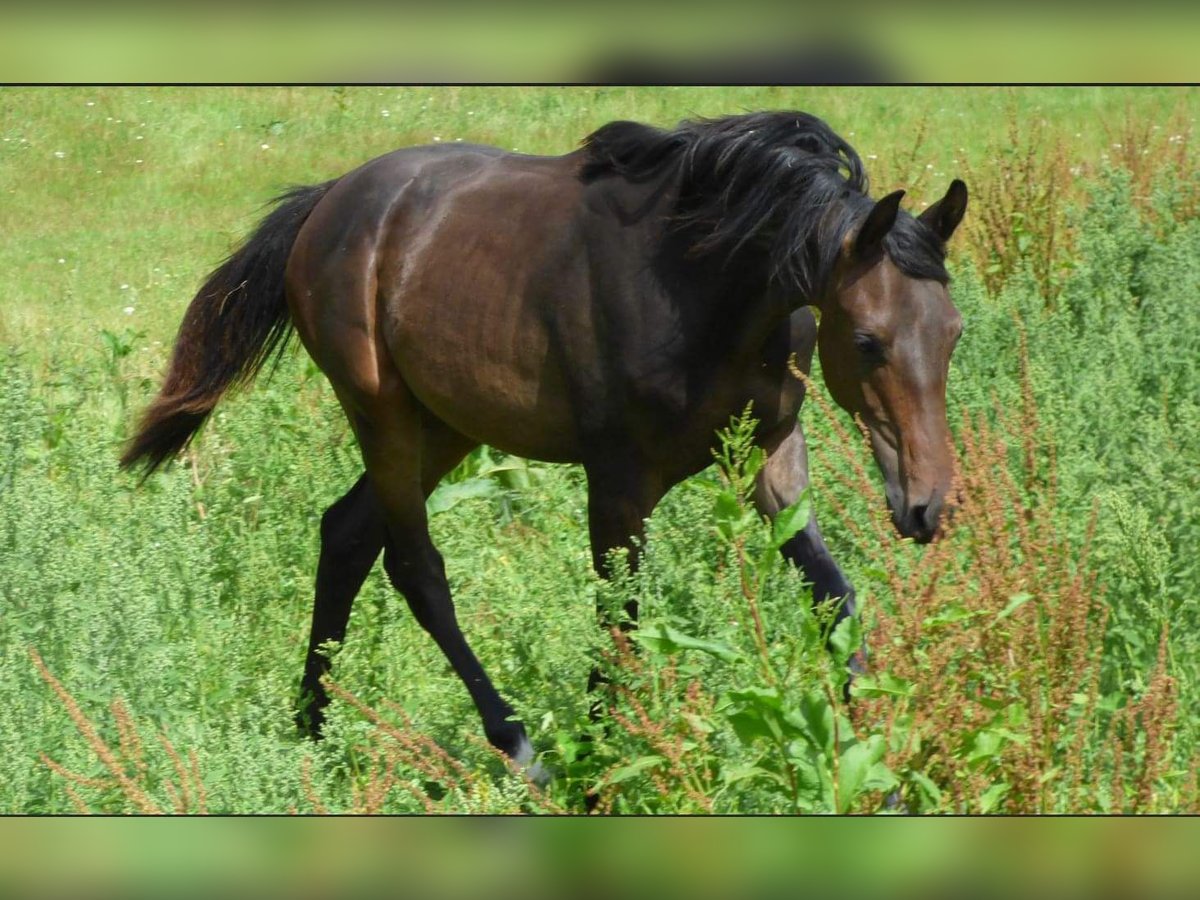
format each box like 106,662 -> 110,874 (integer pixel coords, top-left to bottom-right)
1,87 -> 1197,813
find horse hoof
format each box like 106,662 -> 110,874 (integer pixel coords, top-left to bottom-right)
523,759 -> 551,788
883,789 -> 910,813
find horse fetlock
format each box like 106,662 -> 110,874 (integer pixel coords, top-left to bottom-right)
486,719 -> 529,756
488,721 -> 549,786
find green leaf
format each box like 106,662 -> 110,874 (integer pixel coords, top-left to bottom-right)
991,727 -> 1030,746
634,623 -> 741,663
599,755 -> 665,787
725,709 -> 777,746
861,566 -> 891,584
473,459 -> 531,477
835,735 -> 889,812
682,712 -> 715,735
785,690 -> 835,753
965,728 -> 1015,764
979,782 -> 1010,813
923,604 -> 978,628
722,687 -> 786,745
425,478 -> 501,514
552,732 -> 584,765
725,687 -> 783,710
491,459 -> 546,491
908,771 -> 943,807
784,741 -> 828,798
829,615 -> 862,666
770,490 -> 811,549
721,764 -> 787,789
995,592 -> 1033,621
863,761 -> 900,794
713,491 -> 743,540
850,672 -> 913,699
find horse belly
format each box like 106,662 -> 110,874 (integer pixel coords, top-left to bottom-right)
383,267 -> 583,463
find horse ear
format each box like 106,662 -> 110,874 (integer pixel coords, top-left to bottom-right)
919,178 -> 968,242
853,189 -> 905,256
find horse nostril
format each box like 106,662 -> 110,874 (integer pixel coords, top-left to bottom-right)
909,502 -> 943,540
911,504 -> 931,531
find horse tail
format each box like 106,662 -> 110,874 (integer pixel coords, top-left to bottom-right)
120,180 -> 336,475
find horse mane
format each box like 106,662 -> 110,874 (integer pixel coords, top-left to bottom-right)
580,111 -> 949,297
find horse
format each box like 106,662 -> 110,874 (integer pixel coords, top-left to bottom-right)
120,110 -> 967,777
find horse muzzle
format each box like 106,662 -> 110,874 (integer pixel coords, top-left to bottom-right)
892,490 -> 947,544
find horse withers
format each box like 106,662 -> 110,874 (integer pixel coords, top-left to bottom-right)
122,110 -> 967,777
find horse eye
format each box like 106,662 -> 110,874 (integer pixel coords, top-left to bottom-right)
853,332 -> 885,363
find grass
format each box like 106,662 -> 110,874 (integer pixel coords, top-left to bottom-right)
1,87 -> 1197,813
2,86 -> 1192,343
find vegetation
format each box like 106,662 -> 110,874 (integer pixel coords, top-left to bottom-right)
1,87 -> 1196,812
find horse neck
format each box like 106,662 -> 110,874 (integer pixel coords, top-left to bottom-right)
656,230 -> 790,366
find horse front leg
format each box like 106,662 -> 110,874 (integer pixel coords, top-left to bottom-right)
754,420 -> 865,699
576,453 -> 665,808
583,453 -> 665,682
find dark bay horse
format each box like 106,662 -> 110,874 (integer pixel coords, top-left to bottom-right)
121,111 -> 967,774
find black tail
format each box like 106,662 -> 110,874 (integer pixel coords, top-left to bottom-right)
120,180 -> 336,474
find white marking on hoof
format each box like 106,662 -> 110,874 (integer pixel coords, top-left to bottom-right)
510,734 -> 551,787
524,760 -> 551,788
511,733 -> 535,766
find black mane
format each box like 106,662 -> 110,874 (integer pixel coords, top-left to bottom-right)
580,111 -> 949,297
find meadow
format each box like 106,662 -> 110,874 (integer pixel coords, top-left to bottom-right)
0,86 -> 1196,813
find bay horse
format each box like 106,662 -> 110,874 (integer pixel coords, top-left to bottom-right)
121,111 -> 967,776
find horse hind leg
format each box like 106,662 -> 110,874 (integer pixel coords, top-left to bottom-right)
349,381 -> 542,774
296,415 -> 485,741
296,473 -> 386,738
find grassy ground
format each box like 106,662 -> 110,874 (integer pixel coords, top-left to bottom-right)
1,87 -> 1197,812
